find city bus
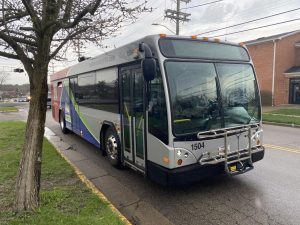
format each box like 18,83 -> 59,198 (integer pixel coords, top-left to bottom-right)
50,34 -> 265,185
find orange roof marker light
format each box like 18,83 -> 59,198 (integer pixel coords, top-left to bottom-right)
239,42 -> 245,46
202,37 -> 209,41
191,35 -> 197,39
214,38 -> 220,43
159,34 -> 167,38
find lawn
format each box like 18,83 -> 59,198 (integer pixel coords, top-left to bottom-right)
0,106 -> 18,112
264,108 -> 300,116
0,121 -> 124,225
263,108 -> 300,125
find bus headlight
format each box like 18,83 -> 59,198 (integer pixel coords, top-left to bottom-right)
174,148 -> 197,167
251,129 -> 263,146
177,149 -> 182,156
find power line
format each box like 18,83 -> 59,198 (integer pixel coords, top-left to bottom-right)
196,7 -> 300,36
192,0 -> 296,36
229,0 -> 294,21
209,17 -> 300,37
182,0 -> 223,9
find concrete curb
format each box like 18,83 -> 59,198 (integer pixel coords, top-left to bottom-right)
44,127 -> 131,225
263,121 -> 300,128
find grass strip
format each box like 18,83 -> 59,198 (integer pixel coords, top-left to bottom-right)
263,113 -> 300,125
0,107 -> 18,113
0,121 -> 124,225
264,108 -> 300,116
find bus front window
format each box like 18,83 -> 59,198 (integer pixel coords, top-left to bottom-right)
216,63 -> 260,127
165,61 -> 223,135
165,61 -> 261,136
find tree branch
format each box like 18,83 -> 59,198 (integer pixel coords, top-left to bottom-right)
5,30 -> 36,41
0,10 -> 28,22
10,35 -> 37,46
50,27 -> 88,59
0,50 -> 19,60
62,0 -> 73,23
59,0 -> 102,29
21,0 -> 41,30
0,31 -> 33,73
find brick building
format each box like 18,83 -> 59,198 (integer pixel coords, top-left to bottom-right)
245,30 -> 300,106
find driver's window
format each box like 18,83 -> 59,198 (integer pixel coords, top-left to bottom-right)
148,68 -> 168,144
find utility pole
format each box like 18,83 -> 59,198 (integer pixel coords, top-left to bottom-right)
165,0 -> 191,35
176,0 -> 180,35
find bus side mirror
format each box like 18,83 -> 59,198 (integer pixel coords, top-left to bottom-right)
139,42 -> 156,82
142,58 -> 156,82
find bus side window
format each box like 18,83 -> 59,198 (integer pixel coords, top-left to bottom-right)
69,77 -> 78,101
148,68 -> 168,145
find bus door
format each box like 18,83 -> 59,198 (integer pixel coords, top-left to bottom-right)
69,77 -> 81,134
120,65 -> 146,170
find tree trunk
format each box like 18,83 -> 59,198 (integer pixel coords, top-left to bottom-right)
14,68 -> 48,212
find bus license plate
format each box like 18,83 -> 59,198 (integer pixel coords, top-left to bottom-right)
230,165 -> 237,172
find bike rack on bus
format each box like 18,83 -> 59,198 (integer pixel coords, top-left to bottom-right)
198,125 -> 264,175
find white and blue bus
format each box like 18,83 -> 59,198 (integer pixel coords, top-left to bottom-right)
50,34 -> 264,185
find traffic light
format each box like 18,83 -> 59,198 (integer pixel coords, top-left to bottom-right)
13,68 -> 24,73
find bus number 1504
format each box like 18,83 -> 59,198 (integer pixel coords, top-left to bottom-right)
191,142 -> 205,151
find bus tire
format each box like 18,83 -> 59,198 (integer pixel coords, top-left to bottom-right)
105,127 -> 122,168
60,111 -> 69,134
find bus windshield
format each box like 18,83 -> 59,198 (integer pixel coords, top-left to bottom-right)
165,61 -> 260,136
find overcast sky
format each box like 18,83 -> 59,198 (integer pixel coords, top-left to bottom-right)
2,0 -> 300,85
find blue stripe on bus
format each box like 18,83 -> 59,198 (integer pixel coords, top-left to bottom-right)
60,86 -> 101,149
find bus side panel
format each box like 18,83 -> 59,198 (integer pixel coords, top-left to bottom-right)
70,105 -> 101,148
66,88 -> 101,148
79,106 -> 120,149
51,81 -> 60,123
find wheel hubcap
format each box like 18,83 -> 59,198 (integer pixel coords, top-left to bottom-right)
106,135 -> 118,160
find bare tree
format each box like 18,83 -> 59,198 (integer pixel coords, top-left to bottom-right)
0,71 -> 9,86
0,0 -> 146,212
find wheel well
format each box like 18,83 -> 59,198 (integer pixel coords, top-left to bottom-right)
59,109 -> 62,122
100,123 -> 111,151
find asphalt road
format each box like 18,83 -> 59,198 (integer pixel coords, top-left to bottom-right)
0,102 -> 28,121
2,103 -> 299,225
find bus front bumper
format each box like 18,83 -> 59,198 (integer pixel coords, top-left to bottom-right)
147,147 -> 264,186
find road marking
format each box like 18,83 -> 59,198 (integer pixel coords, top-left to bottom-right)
264,144 -> 300,154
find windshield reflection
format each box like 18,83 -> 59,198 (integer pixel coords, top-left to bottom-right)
165,61 -> 260,136
166,61 -> 222,135
216,63 -> 260,127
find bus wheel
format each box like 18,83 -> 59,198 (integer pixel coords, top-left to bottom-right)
105,127 -> 122,168
60,111 -> 68,134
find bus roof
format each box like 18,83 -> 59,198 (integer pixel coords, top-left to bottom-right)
50,34 -> 244,82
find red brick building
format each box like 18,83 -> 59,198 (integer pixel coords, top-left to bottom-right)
245,30 -> 300,106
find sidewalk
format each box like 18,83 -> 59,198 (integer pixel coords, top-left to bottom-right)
44,127 -> 173,225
